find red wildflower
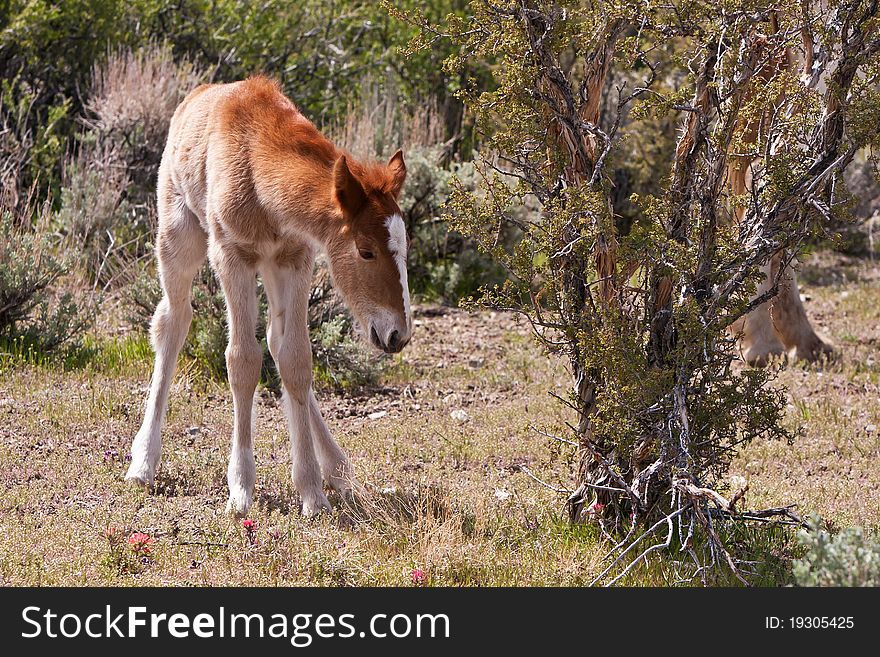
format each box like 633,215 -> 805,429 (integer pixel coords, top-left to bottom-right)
411,568 -> 426,585
242,519 -> 256,532
127,532 -> 153,555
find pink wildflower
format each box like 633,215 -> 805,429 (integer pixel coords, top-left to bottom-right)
127,532 -> 153,555
411,568 -> 427,585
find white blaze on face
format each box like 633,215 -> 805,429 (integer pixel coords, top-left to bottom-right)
384,213 -> 411,330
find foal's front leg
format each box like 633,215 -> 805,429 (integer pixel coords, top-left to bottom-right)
262,263 -> 331,516
214,252 -> 261,516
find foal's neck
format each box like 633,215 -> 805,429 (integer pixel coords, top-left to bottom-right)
258,117 -> 346,248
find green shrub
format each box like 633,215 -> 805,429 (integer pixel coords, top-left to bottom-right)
55,142 -> 135,284
0,198 -> 90,354
793,517 -> 880,587
308,264 -> 385,389
399,148 -> 506,303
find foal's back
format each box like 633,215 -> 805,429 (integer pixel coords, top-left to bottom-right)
161,76 -> 338,248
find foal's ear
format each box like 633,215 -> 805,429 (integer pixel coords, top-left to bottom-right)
333,155 -> 367,215
387,149 -> 407,198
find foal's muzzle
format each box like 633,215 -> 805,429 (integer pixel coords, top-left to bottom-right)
370,326 -> 410,354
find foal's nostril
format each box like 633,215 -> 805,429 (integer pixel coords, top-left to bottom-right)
387,330 -> 400,351
370,326 -> 382,349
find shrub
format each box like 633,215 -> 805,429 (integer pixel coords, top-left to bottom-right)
400,147 -> 497,302
55,141 -> 134,284
0,80 -> 71,203
0,195 -> 90,353
55,42 -> 204,287
308,262 -> 385,389
84,41 -> 204,197
794,517 -> 880,587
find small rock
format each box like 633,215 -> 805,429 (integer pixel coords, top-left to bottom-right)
450,409 -> 470,423
468,357 -> 485,368
368,410 -> 388,421
186,426 -> 200,436
730,475 -> 748,490
866,424 -> 877,434
494,487 -> 511,501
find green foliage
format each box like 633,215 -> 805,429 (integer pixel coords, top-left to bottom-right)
0,202 -> 90,353
794,517 -> 880,587
400,148 -> 506,302
0,0 -> 470,197
311,314 -> 383,389
0,78 -> 70,199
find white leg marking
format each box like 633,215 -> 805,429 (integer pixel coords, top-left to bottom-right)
215,251 -> 261,517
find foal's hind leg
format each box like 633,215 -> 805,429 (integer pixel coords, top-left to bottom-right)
731,262 -> 786,367
309,391 -> 362,501
769,256 -> 833,363
126,193 -> 206,485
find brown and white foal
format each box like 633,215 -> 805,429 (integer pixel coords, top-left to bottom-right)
125,77 -> 412,516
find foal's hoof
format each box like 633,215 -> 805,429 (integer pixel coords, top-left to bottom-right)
742,346 -> 786,368
339,481 -> 368,507
793,336 -> 835,364
301,492 -> 332,518
330,476 -> 367,504
226,490 -> 253,518
124,462 -> 154,488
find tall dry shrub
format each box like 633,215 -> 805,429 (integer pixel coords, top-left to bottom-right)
85,42 -> 205,194
57,42 -> 204,287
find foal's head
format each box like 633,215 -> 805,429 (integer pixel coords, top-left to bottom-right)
327,150 -> 412,353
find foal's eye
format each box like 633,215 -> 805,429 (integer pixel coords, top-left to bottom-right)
358,249 -> 375,260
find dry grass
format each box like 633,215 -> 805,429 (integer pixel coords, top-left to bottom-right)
0,251 -> 877,586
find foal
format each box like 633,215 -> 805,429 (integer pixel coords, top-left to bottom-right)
125,77 -> 412,516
